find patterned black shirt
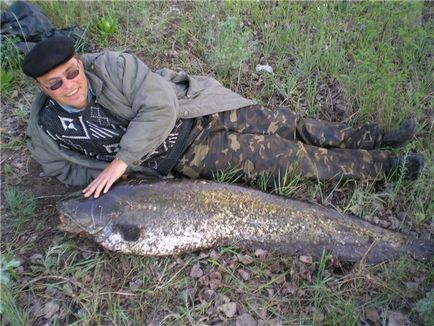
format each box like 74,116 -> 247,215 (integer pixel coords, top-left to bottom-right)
39,98 -> 193,174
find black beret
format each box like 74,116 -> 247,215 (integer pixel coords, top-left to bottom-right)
22,36 -> 75,78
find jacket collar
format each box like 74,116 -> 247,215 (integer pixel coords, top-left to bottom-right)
81,53 -> 104,97
84,70 -> 103,98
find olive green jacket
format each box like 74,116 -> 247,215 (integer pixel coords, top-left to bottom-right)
26,51 -> 256,186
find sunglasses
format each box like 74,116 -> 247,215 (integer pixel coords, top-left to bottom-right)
42,61 -> 81,91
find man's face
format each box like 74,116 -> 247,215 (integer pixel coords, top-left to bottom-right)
37,57 -> 89,109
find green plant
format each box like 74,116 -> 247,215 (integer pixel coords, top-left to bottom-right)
271,169 -> 302,197
251,171 -> 272,192
0,255 -> 21,287
325,299 -> 359,326
343,180 -> 388,217
309,252 -> 334,307
207,16 -> 255,80
0,255 -> 29,326
0,37 -> 23,70
4,188 -> 37,231
212,168 -> 243,184
96,15 -> 119,43
414,291 -> 434,326
1,68 -> 16,93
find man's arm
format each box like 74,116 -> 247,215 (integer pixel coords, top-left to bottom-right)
27,135 -> 106,186
98,52 -> 180,167
82,52 -> 180,197
82,158 -> 128,198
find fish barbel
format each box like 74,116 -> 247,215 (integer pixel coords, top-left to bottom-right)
57,180 -> 433,263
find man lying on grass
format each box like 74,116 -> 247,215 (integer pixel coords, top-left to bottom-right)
23,36 -> 424,198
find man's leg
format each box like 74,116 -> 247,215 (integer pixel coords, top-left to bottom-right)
175,130 -> 396,182
219,106 -> 414,150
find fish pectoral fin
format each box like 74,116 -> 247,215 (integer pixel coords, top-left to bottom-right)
112,223 -> 141,242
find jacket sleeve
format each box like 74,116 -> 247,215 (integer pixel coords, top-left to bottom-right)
28,139 -> 102,186
102,52 -> 179,167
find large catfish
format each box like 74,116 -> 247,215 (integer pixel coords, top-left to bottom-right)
57,180 -> 433,263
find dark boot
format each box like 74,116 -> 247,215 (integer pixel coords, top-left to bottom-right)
390,153 -> 425,180
381,118 -> 417,148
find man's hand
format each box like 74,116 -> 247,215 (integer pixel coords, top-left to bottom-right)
83,158 -> 128,198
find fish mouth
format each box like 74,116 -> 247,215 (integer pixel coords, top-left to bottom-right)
58,211 -> 86,233
57,209 -> 107,235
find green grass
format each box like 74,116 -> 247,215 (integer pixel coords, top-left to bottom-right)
1,68 -> 16,93
3,188 -> 37,232
0,255 -> 29,326
1,0 -> 433,325
414,290 -> 434,326
207,16 -> 255,81
0,36 -> 22,94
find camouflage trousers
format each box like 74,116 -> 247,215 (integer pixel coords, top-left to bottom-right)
174,105 -> 394,182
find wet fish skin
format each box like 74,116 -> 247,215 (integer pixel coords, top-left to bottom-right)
57,180 -> 434,263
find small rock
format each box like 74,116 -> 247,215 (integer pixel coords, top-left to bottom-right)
210,318 -> 223,325
180,288 -> 196,304
46,287 -> 58,297
254,249 -> 268,257
198,274 -> 209,286
258,320 -> 279,326
218,302 -> 237,318
199,289 -> 216,303
299,255 -> 313,264
312,311 -> 325,324
81,250 -> 95,260
238,269 -> 251,281
42,302 -> 59,319
30,253 -> 43,264
403,281 -> 419,291
237,254 -> 254,265
256,64 -> 274,75
209,277 -> 223,290
216,294 -> 230,305
190,263 -> 204,278
209,250 -> 221,260
129,279 -> 143,289
63,283 -> 74,297
387,311 -> 410,326
365,308 -> 380,323
387,215 -> 401,230
379,219 -> 391,228
236,313 -> 257,326
372,199 -> 384,214
283,282 -> 298,295
15,265 -> 25,275
32,301 -> 44,317
206,306 -> 216,316
210,270 -> 222,280
11,160 -> 23,169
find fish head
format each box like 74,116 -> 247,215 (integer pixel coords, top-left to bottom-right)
57,191 -> 120,235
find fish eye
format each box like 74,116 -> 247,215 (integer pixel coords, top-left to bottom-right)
113,223 -> 141,242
